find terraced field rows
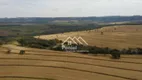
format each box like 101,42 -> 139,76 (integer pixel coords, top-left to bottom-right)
0,45 -> 142,80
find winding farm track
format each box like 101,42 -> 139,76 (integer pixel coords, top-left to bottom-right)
0,45 -> 142,80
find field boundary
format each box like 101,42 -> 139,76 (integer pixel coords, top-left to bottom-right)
0,76 -> 54,80
0,64 -> 137,80
0,58 -> 142,72
21,53 -> 142,64
1,50 -> 142,64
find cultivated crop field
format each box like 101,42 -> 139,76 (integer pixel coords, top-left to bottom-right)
0,45 -> 142,80
36,25 -> 142,49
0,25 -> 142,80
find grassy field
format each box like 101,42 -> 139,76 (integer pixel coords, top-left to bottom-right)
0,45 -> 142,80
35,25 -> 142,49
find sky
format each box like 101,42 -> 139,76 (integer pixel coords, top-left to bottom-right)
0,0 -> 142,18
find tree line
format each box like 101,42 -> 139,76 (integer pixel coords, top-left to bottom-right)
1,37 -> 141,59
16,37 -> 142,55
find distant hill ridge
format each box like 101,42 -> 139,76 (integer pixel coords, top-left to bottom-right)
0,16 -> 142,23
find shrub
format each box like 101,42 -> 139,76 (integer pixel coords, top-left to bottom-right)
110,49 -> 121,59
19,50 -> 25,55
137,48 -> 142,54
51,45 -> 63,51
101,32 -> 104,35
121,49 -> 127,54
30,44 -> 46,49
88,46 -> 99,54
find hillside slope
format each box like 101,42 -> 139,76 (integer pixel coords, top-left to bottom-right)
0,45 -> 142,80
36,25 -> 142,49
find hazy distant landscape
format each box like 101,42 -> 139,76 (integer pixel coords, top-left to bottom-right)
0,16 -> 142,36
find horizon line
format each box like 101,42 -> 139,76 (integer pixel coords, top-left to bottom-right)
0,15 -> 142,18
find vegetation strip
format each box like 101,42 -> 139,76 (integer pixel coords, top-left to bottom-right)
0,76 -> 54,80
9,50 -> 142,59
1,50 -> 142,64
22,53 -> 142,64
0,64 -> 137,80
0,58 -> 142,72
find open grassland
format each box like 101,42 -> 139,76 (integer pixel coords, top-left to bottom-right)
35,25 -> 142,49
0,45 -> 142,80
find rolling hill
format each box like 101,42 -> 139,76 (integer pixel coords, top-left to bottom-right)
36,25 -> 142,49
0,45 -> 142,80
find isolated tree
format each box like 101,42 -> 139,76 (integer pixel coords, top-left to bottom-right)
110,49 -> 121,59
